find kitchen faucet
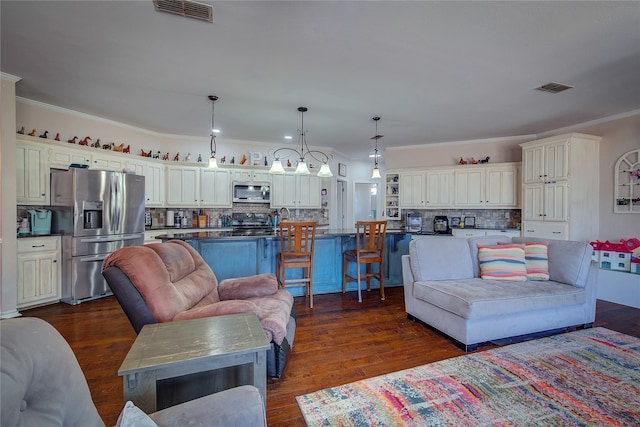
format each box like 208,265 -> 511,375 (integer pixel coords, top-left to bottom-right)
279,207 -> 291,221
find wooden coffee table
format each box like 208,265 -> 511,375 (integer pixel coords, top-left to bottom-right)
118,313 -> 270,413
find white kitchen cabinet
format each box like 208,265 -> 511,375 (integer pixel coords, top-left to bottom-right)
383,173 -> 400,219
425,169 -> 454,207
166,166 -> 199,206
17,236 -> 61,309
453,169 -> 484,207
49,145 -> 92,169
91,151 -> 125,170
200,168 -> 232,207
144,162 -> 165,206
520,133 -> 600,242
271,173 -> 320,208
231,169 -> 271,183
454,164 -> 519,208
16,140 -> 49,205
399,172 -> 425,208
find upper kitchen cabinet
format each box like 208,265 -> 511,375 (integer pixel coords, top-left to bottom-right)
48,145 -> 92,169
16,139 -> 49,205
424,169 -> 454,208
271,173 -> 320,208
231,169 -> 271,183
520,133 -> 600,241
399,171 -> 425,208
127,158 -> 165,207
454,164 -> 519,208
166,165 -> 199,207
200,168 -> 232,207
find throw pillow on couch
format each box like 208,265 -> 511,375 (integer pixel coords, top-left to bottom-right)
478,243 -> 550,281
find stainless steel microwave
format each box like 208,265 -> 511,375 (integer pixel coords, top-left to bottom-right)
232,182 -> 271,203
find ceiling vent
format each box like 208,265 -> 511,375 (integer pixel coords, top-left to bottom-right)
153,0 -> 213,23
535,82 -> 574,94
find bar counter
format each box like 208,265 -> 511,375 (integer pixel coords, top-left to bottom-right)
154,229 -> 411,297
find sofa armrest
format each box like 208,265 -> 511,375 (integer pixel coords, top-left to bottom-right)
173,300 -> 260,321
149,385 -> 266,427
218,273 -> 278,300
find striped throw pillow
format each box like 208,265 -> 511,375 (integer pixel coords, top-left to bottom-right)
523,243 -> 550,280
478,244 -> 527,281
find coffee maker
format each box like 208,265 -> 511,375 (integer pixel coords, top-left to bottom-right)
433,216 -> 450,234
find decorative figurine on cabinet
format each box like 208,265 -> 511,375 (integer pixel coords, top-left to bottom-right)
114,143 -> 124,152
123,145 -> 131,154
470,157 -> 479,164
287,159 -> 292,167
264,156 -> 268,166
91,139 -> 101,148
152,150 -> 160,158
185,153 -> 191,161
39,130 -> 49,139
162,152 -> 169,160
173,152 -> 180,161
480,156 -> 490,164
67,136 -> 78,143
140,149 -> 148,157
17,126 -> 25,134
197,154 -> 202,162
103,142 -> 114,150
80,137 -> 91,146
220,156 -> 226,164
29,129 -> 37,136
54,133 -> 61,141
459,157 -> 467,165
230,156 -> 235,164
240,154 -> 248,165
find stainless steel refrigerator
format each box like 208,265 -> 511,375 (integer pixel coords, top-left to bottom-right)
50,169 -> 145,304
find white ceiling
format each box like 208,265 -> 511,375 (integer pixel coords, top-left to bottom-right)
2,1 -> 640,160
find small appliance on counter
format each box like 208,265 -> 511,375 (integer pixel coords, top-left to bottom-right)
144,212 -> 152,227
433,216 -> 450,234
166,210 -> 175,227
27,209 -> 52,235
405,212 -> 423,233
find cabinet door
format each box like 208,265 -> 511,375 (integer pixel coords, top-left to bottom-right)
522,146 -> 545,183
425,170 -> 453,207
522,221 -> 568,240
200,169 -> 231,207
17,142 -> 48,204
92,153 -> 125,170
166,166 -> 199,206
297,175 -> 320,208
271,174 -> 297,207
454,170 -> 484,207
544,141 -> 568,181
452,228 -> 487,238
49,146 -> 91,169
544,182 -> 569,221
399,172 -> 425,207
485,167 -> 518,207
144,163 -> 165,206
522,184 -> 544,221
17,250 -> 60,307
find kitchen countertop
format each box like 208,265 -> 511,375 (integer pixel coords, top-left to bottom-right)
155,228 -> 410,241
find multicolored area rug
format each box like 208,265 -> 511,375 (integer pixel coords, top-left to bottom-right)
297,328 -> 640,426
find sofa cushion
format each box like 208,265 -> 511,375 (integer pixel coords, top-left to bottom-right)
413,278 -> 587,320
409,238 -> 474,281
514,237 -> 592,287
478,244 -> 527,281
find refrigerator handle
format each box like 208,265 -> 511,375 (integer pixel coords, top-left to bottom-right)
110,174 -> 117,233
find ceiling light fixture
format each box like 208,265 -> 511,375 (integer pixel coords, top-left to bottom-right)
208,95 -> 219,169
269,107 -> 333,177
371,116 -> 383,179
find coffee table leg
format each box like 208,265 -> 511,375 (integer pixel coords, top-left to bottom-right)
123,371 -> 157,414
254,349 -> 267,403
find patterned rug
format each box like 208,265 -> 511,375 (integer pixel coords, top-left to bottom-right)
297,328 -> 640,426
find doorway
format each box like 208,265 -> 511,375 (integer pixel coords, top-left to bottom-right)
337,179 -> 347,229
354,182 -> 378,223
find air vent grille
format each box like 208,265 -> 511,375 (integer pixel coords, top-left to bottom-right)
535,82 -> 573,94
153,0 -> 213,22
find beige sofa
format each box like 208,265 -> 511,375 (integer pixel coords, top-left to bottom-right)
402,236 -> 597,350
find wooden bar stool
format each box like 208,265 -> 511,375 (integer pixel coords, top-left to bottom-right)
342,220 -> 387,302
276,221 -> 317,308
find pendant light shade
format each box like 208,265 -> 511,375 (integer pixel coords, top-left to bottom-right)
371,116 -> 383,179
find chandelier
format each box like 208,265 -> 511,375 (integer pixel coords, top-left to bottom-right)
371,116 -> 383,179
208,95 -> 219,169
269,107 -> 333,177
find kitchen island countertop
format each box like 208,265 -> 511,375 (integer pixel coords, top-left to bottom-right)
155,228 -> 409,241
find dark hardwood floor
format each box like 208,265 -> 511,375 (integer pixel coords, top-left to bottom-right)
21,287 -> 640,426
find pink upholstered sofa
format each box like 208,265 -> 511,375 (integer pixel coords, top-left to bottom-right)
102,239 -> 295,378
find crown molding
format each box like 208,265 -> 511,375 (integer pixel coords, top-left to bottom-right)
536,109 -> 640,138
1,72 -> 22,83
388,134 -> 536,151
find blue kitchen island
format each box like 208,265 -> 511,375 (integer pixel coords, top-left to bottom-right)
156,229 -> 411,297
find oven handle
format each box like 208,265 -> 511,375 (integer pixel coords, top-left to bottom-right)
76,254 -> 108,263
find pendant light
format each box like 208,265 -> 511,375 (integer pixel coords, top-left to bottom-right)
371,116 -> 383,179
208,95 -> 219,169
270,107 -> 333,177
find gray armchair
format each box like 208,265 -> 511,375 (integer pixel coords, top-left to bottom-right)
0,317 -> 266,427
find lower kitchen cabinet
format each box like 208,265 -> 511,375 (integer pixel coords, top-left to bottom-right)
17,236 -> 61,309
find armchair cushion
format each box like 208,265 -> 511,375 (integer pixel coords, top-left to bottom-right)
173,300 -> 260,321
116,401 -> 157,427
219,273 -> 279,300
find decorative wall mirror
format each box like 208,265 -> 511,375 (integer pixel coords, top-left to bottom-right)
614,149 -> 640,213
